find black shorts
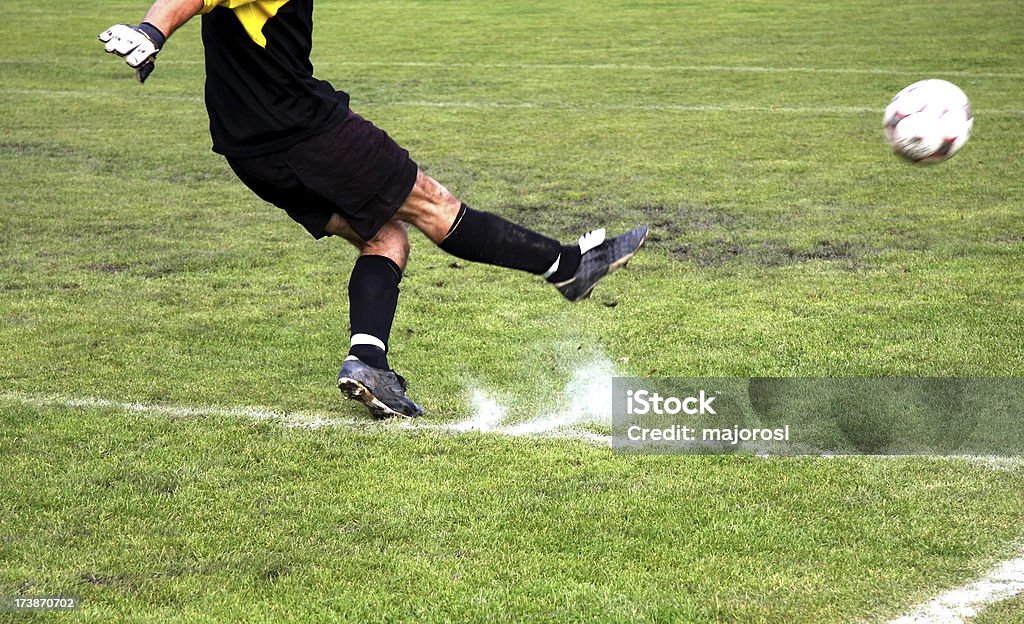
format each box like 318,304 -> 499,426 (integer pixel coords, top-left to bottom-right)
225,110 -> 419,241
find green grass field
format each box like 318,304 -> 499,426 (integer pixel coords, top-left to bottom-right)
2,0 -> 1024,621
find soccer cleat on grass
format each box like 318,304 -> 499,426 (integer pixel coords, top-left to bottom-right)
554,225 -> 649,301
337,357 -> 425,419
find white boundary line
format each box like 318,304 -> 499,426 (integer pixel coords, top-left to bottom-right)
4,391 -> 1024,460
0,391 -> 608,442
2,87 -> 1024,117
889,548 -> 1024,624
0,392 -> 363,431
5,391 -> 1024,458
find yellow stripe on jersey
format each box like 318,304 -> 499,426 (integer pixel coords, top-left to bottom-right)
198,0 -> 292,48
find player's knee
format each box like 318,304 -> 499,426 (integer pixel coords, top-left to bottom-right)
393,223 -> 411,261
363,221 -> 410,269
399,171 -> 462,242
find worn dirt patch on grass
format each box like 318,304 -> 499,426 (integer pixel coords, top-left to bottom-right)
671,238 -> 868,269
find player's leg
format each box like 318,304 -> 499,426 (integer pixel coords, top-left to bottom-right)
394,170 -> 648,301
395,170 -> 577,275
325,215 -> 424,418
223,120 -> 425,419
324,215 -> 407,370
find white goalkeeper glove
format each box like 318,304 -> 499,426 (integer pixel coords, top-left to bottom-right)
98,22 -> 167,83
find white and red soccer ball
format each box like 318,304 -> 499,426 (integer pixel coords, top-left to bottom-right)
883,79 -> 973,164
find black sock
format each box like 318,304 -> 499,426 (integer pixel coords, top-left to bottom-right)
439,203 -> 580,279
347,254 -> 402,370
545,243 -> 582,284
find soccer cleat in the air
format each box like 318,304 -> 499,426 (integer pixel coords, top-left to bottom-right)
337,357 -> 425,419
554,225 -> 649,301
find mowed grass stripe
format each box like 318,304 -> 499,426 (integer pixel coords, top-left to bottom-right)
3,57 -> 1024,79
4,88 -> 1024,117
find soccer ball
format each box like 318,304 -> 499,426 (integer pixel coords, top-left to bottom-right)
883,79 -> 973,164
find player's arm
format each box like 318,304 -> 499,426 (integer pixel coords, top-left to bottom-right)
140,0 -> 205,38
98,0 -> 255,83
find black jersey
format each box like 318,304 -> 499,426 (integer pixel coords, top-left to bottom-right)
199,0 -> 348,157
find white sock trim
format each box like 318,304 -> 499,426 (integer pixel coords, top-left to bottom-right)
578,228 -> 606,254
542,253 -> 561,279
350,333 -> 386,351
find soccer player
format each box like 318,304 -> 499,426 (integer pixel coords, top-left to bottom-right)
99,0 -> 648,418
